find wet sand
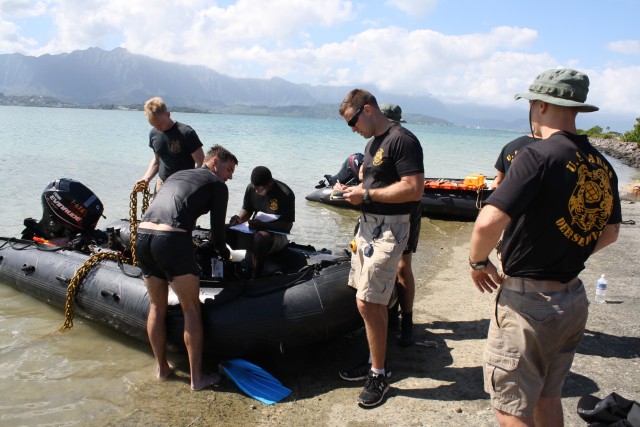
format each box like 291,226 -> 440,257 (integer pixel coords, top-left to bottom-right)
105,193 -> 639,427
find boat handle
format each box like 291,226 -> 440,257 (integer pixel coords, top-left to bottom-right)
101,289 -> 121,302
55,275 -> 70,284
21,264 -> 35,273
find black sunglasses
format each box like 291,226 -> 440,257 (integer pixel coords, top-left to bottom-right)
347,107 -> 363,127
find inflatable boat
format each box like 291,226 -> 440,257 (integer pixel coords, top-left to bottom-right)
0,179 -> 361,357
306,176 -> 494,221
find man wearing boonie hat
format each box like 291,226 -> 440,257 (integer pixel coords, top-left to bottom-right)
380,103 -> 420,347
467,69 -> 622,425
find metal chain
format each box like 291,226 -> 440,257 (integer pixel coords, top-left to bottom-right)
129,183 -> 150,266
59,251 -> 124,332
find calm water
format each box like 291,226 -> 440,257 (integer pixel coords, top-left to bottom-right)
0,106 -> 637,425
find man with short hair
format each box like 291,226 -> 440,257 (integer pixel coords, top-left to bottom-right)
136,144 -> 238,391
469,69 -> 622,426
136,97 -> 205,192
336,89 -> 424,407
230,166 -> 295,278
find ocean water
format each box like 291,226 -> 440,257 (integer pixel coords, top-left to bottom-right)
0,106 -> 637,425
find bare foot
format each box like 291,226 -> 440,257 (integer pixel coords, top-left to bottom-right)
157,363 -> 174,381
191,373 -> 221,391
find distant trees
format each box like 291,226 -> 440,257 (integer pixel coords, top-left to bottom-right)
577,117 -> 640,147
622,118 -> 640,145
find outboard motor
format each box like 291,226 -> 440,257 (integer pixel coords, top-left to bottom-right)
22,178 -> 105,241
316,152 -> 364,188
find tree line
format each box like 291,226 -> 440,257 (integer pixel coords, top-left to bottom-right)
579,117 -> 640,146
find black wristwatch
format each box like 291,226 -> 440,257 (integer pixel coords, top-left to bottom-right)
363,189 -> 371,204
469,258 -> 489,271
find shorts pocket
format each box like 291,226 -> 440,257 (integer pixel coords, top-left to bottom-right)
519,301 -> 564,324
484,346 -> 520,393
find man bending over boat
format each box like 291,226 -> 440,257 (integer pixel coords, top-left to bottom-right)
229,166 -> 295,279
136,145 -> 238,391
135,97 -> 205,193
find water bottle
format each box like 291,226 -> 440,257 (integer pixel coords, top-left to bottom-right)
595,274 -> 607,303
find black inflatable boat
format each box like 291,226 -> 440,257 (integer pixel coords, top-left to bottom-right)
306,176 -> 493,221
0,179 -> 361,357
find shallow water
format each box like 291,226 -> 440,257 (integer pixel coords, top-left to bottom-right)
0,106 -> 637,425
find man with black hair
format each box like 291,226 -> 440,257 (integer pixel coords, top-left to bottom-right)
230,166 -> 295,278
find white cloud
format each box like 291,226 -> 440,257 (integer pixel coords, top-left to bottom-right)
607,39 -> 640,55
1,1 -> 638,117
590,66 -> 640,116
385,0 -> 437,17
0,0 -> 47,18
0,18 -> 38,52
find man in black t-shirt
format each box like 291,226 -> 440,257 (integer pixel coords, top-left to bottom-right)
468,69 -> 622,426
229,166 -> 295,278
136,97 -> 205,193
490,134 -> 536,189
335,90 -> 424,408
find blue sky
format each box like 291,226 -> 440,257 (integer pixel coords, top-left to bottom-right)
1,0 -> 639,125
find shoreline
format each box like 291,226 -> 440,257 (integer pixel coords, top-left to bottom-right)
113,201 -> 639,426
592,138 -> 640,169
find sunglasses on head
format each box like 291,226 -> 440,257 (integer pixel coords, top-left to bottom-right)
347,107 -> 363,127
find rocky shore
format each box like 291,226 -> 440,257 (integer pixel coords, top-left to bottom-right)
591,138 -> 640,168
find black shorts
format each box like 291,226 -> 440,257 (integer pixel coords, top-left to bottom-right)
136,229 -> 200,281
403,204 -> 422,255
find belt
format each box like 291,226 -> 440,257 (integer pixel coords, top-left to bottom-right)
501,276 -> 580,293
361,212 -> 410,224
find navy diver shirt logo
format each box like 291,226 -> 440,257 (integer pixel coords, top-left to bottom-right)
555,153 -> 614,247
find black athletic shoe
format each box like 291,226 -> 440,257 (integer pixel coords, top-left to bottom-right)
357,371 -> 390,407
339,359 -> 391,381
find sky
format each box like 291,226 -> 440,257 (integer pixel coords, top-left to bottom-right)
1,0 -> 639,127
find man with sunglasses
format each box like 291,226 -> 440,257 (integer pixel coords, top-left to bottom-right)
336,89 -> 424,407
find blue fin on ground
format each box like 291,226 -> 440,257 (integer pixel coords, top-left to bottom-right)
219,358 -> 292,405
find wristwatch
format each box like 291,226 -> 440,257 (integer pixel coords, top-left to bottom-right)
363,189 -> 371,204
469,258 -> 489,271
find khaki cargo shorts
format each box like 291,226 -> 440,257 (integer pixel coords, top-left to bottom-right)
348,213 -> 409,305
483,278 -> 589,417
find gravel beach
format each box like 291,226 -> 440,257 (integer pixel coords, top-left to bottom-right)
108,183 -> 639,427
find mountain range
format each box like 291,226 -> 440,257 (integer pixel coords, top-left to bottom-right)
0,47 -> 631,131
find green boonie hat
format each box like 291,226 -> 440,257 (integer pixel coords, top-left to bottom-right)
380,103 -> 402,121
514,68 -> 599,113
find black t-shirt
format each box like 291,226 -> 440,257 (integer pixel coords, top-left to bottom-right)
487,131 -> 622,281
494,135 -> 536,174
149,121 -> 203,181
361,123 -> 424,215
242,180 -> 295,223
142,167 -> 228,251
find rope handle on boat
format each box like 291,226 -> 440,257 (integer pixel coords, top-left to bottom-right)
59,251 -> 127,332
129,183 -> 151,266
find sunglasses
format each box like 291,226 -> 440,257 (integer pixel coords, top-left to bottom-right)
347,107 -> 363,127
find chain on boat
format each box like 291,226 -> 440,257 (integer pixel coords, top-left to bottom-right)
59,183 -> 150,332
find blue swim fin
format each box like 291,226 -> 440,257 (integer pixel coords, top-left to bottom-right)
219,358 -> 292,405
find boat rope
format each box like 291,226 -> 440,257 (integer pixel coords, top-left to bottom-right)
59,251 -> 126,332
128,183 -> 150,266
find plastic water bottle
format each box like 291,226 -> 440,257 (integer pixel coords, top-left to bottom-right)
595,274 -> 607,303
